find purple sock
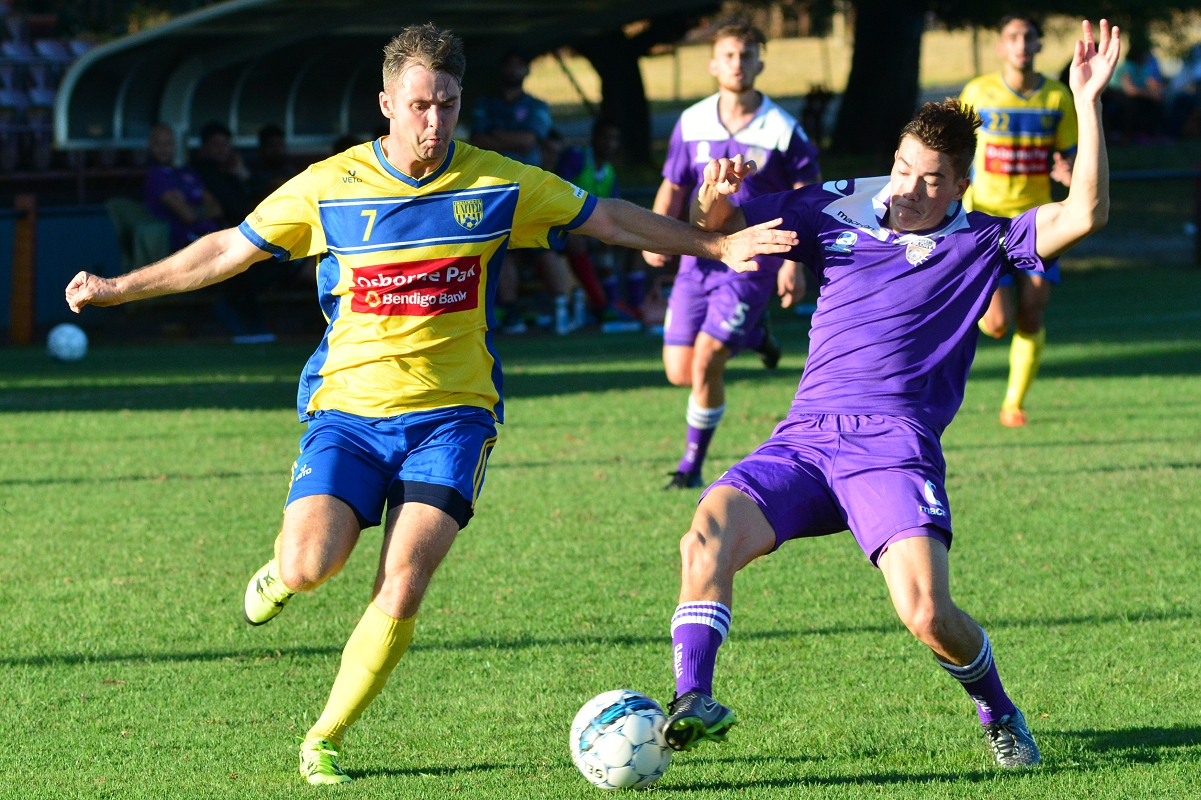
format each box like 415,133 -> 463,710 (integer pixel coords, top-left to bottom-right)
678,400 -> 724,475
939,629 -> 1018,725
677,425 -> 716,474
671,602 -> 731,696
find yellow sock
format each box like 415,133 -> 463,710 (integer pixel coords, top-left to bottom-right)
307,603 -> 416,748
1003,327 -> 1046,410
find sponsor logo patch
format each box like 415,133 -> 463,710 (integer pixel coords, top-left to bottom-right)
825,230 -> 858,253
984,143 -> 1051,175
350,256 -> 481,316
919,479 -> 947,516
452,198 -> 484,230
905,237 -> 936,265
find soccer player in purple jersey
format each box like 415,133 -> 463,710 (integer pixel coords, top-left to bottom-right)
661,19 -> 1119,768
643,22 -> 822,491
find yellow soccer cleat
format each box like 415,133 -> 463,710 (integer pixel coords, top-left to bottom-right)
243,558 -> 294,626
299,737 -> 353,785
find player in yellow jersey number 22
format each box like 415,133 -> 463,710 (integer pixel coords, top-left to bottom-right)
64,23 -> 796,786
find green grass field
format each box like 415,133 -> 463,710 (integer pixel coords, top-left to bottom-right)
2,260 -> 1200,799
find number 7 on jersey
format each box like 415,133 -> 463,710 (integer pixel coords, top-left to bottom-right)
360,209 -> 377,242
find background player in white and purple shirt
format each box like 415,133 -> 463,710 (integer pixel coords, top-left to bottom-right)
662,19 -> 1120,769
643,22 -> 821,490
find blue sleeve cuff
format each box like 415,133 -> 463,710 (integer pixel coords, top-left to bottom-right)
238,221 -> 291,262
547,193 -> 598,251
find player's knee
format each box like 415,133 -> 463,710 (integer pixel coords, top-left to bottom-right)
899,598 -> 961,649
279,551 -> 338,592
679,528 -> 723,578
897,597 -> 942,645
665,363 -> 692,386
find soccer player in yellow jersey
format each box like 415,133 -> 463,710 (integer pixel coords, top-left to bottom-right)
961,14 -> 1078,427
64,24 -> 796,785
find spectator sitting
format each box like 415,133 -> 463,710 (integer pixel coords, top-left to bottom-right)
144,124 -> 222,252
471,50 -> 575,333
470,50 -> 553,165
1109,37 -> 1166,142
192,121 -> 253,225
1168,44 -> 1201,137
249,124 -> 297,202
557,119 -> 643,322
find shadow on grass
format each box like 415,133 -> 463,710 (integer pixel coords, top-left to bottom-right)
969,346 -> 1201,380
0,470 -> 277,487
351,761 -> 521,780
2,608 -> 1194,670
665,728 -> 1201,791
1055,726 -> 1201,765
0,363 -> 794,413
0,645 -> 342,668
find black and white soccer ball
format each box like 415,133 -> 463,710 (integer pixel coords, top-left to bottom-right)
570,689 -> 671,790
47,323 -> 88,362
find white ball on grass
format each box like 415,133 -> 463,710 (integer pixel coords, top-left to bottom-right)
47,323 -> 88,362
570,689 -> 672,790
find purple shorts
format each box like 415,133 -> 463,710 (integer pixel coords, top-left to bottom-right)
663,271 -> 774,354
703,413 -> 952,565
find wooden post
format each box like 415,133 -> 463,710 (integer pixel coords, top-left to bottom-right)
10,193 -> 36,346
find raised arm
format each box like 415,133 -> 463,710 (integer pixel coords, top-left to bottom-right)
576,197 -> 795,273
1034,20 -> 1120,258
65,227 -> 273,313
690,155 -> 754,235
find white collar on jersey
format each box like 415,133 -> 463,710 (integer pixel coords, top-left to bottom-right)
677,92 -> 802,150
819,176 -> 970,242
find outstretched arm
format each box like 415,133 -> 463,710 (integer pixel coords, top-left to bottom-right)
575,197 -> 796,274
641,179 -> 689,267
1035,20 -> 1120,258
65,227 -> 273,312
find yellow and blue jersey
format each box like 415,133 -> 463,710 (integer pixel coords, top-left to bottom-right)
239,139 -> 595,423
959,73 -> 1077,218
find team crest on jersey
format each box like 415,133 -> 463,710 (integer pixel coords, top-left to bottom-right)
453,199 -> 484,230
905,237 -> 936,265
695,141 -> 711,162
826,231 -> 858,253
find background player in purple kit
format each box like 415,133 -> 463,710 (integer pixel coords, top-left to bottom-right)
661,19 -> 1120,769
643,21 -> 821,490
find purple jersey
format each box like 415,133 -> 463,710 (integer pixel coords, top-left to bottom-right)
663,93 -> 820,284
742,177 -> 1048,435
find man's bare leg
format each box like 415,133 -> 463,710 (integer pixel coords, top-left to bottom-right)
664,333 -> 732,488
665,487 -> 775,749
244,494 -> 360,626
302,502 -> 459,781
879,534 -> 1039,766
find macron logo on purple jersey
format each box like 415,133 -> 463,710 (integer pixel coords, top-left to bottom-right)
920,480 -> 947,517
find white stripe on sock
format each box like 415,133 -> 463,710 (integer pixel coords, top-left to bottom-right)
686,398 -> 725,431
938,629 -> 993,684
671,602 -> 732,641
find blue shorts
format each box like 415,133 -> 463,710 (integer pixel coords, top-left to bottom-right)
999,259 -> 1061,287
286,406 -> 498,530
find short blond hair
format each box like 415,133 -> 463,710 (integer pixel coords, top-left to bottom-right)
382,23 -> 466,89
